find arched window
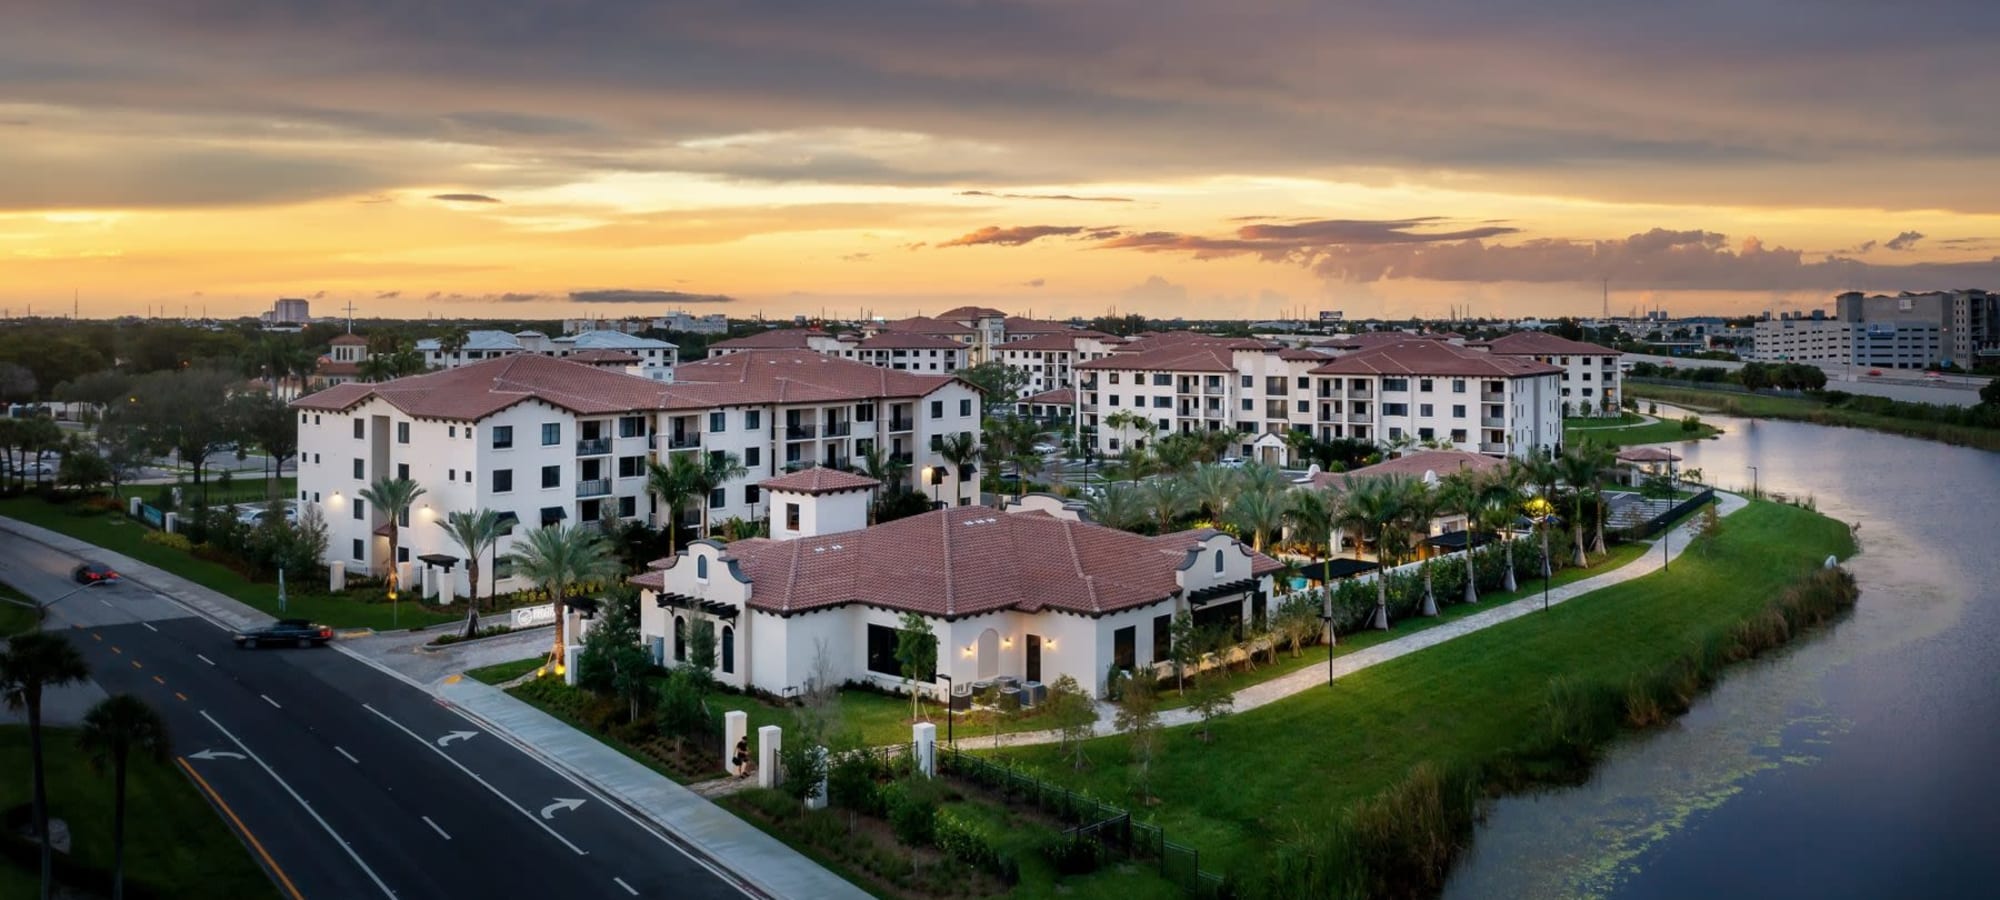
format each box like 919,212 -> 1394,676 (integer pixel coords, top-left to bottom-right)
721,625 -> 735,674
673,616 -> 686,662
1214,549 -> 1225,573
696,554 -> 709,580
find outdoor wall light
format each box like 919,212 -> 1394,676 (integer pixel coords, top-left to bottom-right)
963,645 -> 975,657
1002,637 -> 1013,648
1045,639 -> 1056,650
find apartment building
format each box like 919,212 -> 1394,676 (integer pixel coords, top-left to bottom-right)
292,351 -> 980,594
996,330 -> 1123,397
868,306 -> 1081,365
709,328 -> 966,371
415,329 -> 679,380
1472,332 -> 1624,417
1307,342 -> 1562,456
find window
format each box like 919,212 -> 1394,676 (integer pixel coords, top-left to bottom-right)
1152,373 -> 1171,386
1153,614 -> 1172,663
492,426 -> 513,449
618,495 -> 636,518
353,420 -> 364,439
397,546 -> 410,563
854,404 -> 874,423
930,434 -> 943,451
743,485 -> 759,504
1241,398 -> 1253,411
721,626 -> 735,674
1215,550 -> 1225,573
541,465 -> 560,489
867,624 -> 931,679
930,400 -> 944,418
1296,400 -> 1309,413
745,409 -> 762,430
396,422 -> 410,444
352,498 -> 365,521
1450,429 -> 1468,444
708,411 -> 725,433
352,539 -> 363,560
352,458 -> 364,479
449,426 -> 456,438
619,416 -> 644,438
1419,379 -> 1434,392
709,488 -> 724,509
959,398 -> 972,417
1108,394 -> 1120,407
1153,396 -> 1170,408
744,446 -> 761,467
1297,376 -> 1309,389
492,469 -> 513,493
1452,379 -> 1467,394
673,617 -> 686,662
1418,427 -> 1435,440
618,456 -> 644,479
1383,403 -> 1409,416
541,423 -> 560,446
1383,378 -> 1409,392
1114,626 -> 1136,672
696,555 -> 709,581
397,463 -> 409,480
1418,404 -> 1433,418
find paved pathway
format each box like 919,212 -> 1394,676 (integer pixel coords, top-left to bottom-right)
984,490 -> 1748,749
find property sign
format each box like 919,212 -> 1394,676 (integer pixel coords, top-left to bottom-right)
511,603 -> 556,629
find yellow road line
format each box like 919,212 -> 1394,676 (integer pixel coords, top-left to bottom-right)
152,675 -> 166,685
175,692 -> 188,702
91,632 -> 101,641
179,757 -> 306,900
131,660 -> 142,669
111,646 -> 121,654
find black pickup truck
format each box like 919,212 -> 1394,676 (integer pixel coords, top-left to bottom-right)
233,619 -> 334,649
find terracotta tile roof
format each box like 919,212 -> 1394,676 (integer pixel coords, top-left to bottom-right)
1308,332 -> 1440,350
1616,447 -> 1682,463
661,507 -> 1281,618
329,334 -> 369,346
294,353 -> 672,419
315,360 -> 361,377
709,328 -> 824,351
566,349 -> 642,364
1001,330 -> 1109,351
1276,347 -> 1337,362
1309,449 -> 1504,490
758,467 -> 881,495
1308,340 -> 1561,378
1477,331 -> 1621,357
936,305 -> 1009,321
852,331 -> 966,350
1077,344 -> 1242,373
1002,317 -> 1075,335
1021,387 -> 1075,405
665,350 -> 968,407
880,316 -> 977,337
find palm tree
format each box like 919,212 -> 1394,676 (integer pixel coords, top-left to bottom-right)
77,694 -> 170,900
1239,461 -> 1289,497
688,451 -> 749,537
1228,485 -> 1287,553
938,433 -> 982,506
1104,446 -> 1157,485
504,523 -> 622,666
1284,486 -> 1343,639
439,509 -> 504,639
2,631 -> 90,900
1336,475 -> 1413,630
1557,448 -> 1603,567
647,454 -> 703,546
1580,441 -> 1618,555
357,476 -> 426,583
1482,463 -> 1528,592
1400,477 -> 1444,616
1189,464 -> 1240,521
1137,477 -> 1193,533
1152,432 -> 1201,476
855,444 -> 906,521
1522,450 -> 1562,579
1439,469 -> 1483,606
1083,482 -> 1146,531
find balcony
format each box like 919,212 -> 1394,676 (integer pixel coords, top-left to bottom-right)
783,458 -> 812,472
888,417 -> 914,432
665,433 -> 701,450
1481,390 -> 1505,403
890,451 -> 915,466
1079,401 -> 1098,413
575,437 -> 612,456
576,478 -> 612,498
1346,387 -> 1373,400
1079,377 -> 1098,390
785,424 -> 818,441
1347,412 -> 1373,424
1203,383 -> 1226,395
823,421 -> 853,438
823,455 -> 851,470
1480,416 -> 1506,429
1479,442 -> 1508,454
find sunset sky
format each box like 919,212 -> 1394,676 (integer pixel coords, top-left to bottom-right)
7,1 -> 2000,322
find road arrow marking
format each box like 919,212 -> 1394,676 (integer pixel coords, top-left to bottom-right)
189,749 -> 247,761
540,798 -> 585,820
436,730 -> 478,748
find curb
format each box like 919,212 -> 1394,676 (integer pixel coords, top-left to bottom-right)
414,623 -> 551,654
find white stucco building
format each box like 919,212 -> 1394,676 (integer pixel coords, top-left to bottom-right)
1472,331 -> 1624,417
414,329 -> 679,380
633,468 -> 1282,699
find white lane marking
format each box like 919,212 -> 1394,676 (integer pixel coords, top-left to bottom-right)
198,710 -> 397,899
335,746 -> 359,764
614,876 -> 638,896
142,622 -> 159,632
422,816 -> 452,840
261,694 -> 282,709
99,599 -> 113,608
197,654 -> 215,666
362,704 -> 587,856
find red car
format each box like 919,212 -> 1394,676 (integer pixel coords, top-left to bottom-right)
71,562 -> 119,585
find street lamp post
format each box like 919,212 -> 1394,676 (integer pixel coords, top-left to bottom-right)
1318,589 -> 1336,688
1748,465 -> 1759,500
1,577 -> 117,618
935,674 -> 954,748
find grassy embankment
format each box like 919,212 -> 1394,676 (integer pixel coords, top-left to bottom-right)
1563,412 -> 1720,448
0,726 -> 275,898
996,501 -> 1856,896
0,495 -> 459,630
1630,382 -> 2000,451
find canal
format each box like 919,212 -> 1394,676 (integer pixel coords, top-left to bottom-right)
1445,409 -> 2000,899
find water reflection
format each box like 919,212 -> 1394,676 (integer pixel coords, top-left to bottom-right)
1445,410 -> 2000,899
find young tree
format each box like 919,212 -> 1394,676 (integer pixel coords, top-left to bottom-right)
1138,477 -> 1193,534
1557,448 -> 1602,567
357,475 -> 426,582
438,509 -> 504,638
1189,677 -> 1235,744
1189,463 -> 1240,521
1082,482 -> 1146,531
1168,609 -> 1202,694
646,453 -> 704,549
578,587 -> 653,722
1047,674 -> 1095,771
1479,464 -> 1528,593
77,695 -> 171,900
1693,501 -> 1725,555
1399,478 -> 1443,616
1276,592 -> 1324,657
777,734 -> 830,810
2,631 -> 91,898
1227,484 -> 1287,553
893,612 -> 937,721
687,618 -> 718,686
1438,470 -> 1484,606
1113,675 -> 1163,804
951,361 -> 1027,409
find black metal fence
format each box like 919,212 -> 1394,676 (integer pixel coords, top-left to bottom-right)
939,746 -> 1228,897
1622,487 -> 1716,540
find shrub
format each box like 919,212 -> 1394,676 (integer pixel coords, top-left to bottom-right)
1042,832 -> 1105,876
882,777 -> 942,846
1330,762 -> 1481,900
933,806 -> 1017,882
142,529 -> 193,552
828,747 -> 889,815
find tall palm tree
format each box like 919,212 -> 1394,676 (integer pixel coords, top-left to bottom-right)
1580,440 -> 1618,555
1104,446 -> 1157,484
2,631 -> 90,900
77,694 -> 170,900
688,451 -> 749,537
1284,486 -> 1343,633
646,454 -> 703,546
937,433 -> 982,506
1439,469 -> 1483,606
1228,485 -> 1287,553
439,509 -> 504,639
855,444 -> 904,522
1189,464 -> 1240,522
1137,477 -> 1193,534
1152,432 -> 1200,476
1336,475 -> 1412,630
1400,477 -> 1444,616
1482,463 -> 1529,592
1522,450 -> 1562,579
1557,448 -> 1603,567
505,523 -> 622,665
357,476 -> 426,583
1083,482 -> 1146,531
1239,461 -> 1289,497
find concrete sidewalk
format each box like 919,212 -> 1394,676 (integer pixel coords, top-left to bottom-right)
0,513 -> 868,900
987,490 -> 1749,748
438,677 -> 870,900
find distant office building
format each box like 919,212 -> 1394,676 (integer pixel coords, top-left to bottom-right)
260,297 -> 311,326
1749,290 -> 1998,369
414,330 -> 679,380
653,312 -> 730,334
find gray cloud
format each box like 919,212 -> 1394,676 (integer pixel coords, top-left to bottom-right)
431,192 -> 501,203
375,290 -> 401,299
1095,217 -> 1519,261
493,292 -> 544,303
1884,230 -> 1925,251
939,225 -> 1093,247
568,289 -> 735,305
958,190 -> 1133,203
1022,278 -> 1046,288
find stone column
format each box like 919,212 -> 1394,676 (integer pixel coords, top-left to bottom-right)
163,512 -> 178,533
913,722 -> 937,778
723,711 -> 749,777
563,644 -> 581,687
328,562 -> 346,592
128,496 -> 142,517
436,568 -> 455,606
757,725 -> 782,789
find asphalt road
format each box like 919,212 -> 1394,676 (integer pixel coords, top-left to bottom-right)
1623,352 -> 1987,407
0,541 -> 749,900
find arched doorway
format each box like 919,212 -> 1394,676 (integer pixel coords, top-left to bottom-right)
976,628 -> 1000,680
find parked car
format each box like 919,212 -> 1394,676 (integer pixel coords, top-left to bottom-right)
1033,443 -> 1063,457
236,503 -> 299,526
72,562 -> 119,585
233,619 -> 334,649
1217,456 -> 1246,469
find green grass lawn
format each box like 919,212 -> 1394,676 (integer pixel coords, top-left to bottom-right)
0,495 -> 458,630
1566,415 -> 1720,447
466,657 -> 544,685
0,583 -> 41,637
1563,412 -> 1644,429
991,501 -> 1853,877
1629,382 -> 2000,451
0,725 -> 275,898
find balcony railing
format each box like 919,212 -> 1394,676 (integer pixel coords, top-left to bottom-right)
783,459 -> 813,472
823,421 -> 852,438
575,437 -> 612,456
576,478 -> 611,498
1347,387 -> 1373,400
888,416 -> 914,432
823,455 -> 851,470
666,433 -> 701,450
1480,416 -> 1505,428
1479,442 -> 1508,454
890,451 -> 914,466
1203,383 -> 1226,395
785,424 -> 818,440
1481,390 -> 1505,402
1347,412 -> 1372,424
